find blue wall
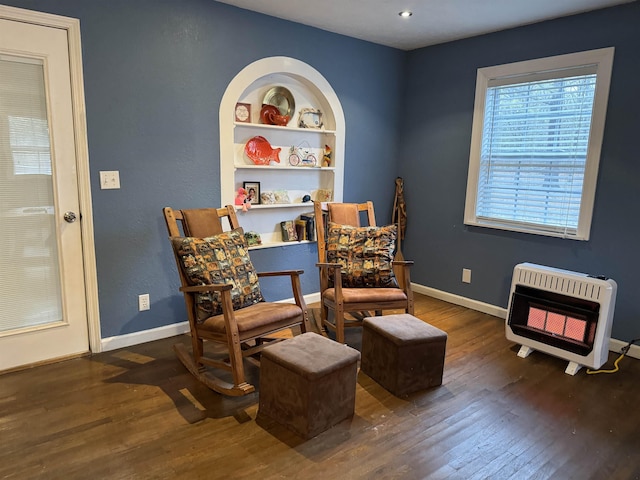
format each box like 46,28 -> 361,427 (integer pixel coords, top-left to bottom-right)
4,1 -> 639,343
400,2 -> 640,341
3,0 -> 405,337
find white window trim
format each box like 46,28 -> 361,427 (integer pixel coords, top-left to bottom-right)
464,47 -> 615,240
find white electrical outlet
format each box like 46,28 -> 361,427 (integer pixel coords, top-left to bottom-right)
462,268 -> 472,284
138,294 -> 150,311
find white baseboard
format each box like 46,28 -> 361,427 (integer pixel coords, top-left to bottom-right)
101,321 -> 190,352
410,282 -> 640,360
609,339 -> 640,360
100,292 -> 322,352
300,292 -> 321,305
411,283 -> 508,319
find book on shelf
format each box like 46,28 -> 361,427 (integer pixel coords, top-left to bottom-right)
281,214 -> 316,243
298,212 -> 316,241
295,220 -> 307,241
280,220 -> 298,242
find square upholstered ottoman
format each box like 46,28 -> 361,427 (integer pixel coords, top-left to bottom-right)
361,314 -> 447,396
258,332 -> 360,439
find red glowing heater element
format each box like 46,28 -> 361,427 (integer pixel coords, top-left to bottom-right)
526,307 -> 587,342
507,263 -> 617,375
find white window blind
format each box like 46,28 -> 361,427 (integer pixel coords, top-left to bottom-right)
0,55 -> 62,333
464,48 -> 614,240
477,73 -> 596,235
9,115 -> 52,175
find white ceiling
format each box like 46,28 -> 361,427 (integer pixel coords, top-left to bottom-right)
215,0 -> 634,50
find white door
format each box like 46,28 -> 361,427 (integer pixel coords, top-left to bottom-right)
0,16 -> 90,371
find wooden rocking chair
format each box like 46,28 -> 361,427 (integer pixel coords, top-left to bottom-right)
164,206 -> 309,396
313,201 -> 414,344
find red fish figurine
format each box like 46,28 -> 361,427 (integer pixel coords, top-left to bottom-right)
244,136 -> 281,165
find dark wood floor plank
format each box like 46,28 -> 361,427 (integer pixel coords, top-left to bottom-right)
1,293 -> 639,479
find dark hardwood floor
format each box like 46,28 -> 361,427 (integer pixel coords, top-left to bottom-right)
1,294 -> 639,479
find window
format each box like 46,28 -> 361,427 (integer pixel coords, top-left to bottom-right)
464,48 -> 614,240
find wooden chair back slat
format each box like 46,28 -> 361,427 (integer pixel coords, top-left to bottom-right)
164,206 -> 239,238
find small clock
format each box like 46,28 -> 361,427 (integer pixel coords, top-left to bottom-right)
235,102 -> 251,123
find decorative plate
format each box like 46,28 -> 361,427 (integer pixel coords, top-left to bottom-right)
263,86 -> 295,118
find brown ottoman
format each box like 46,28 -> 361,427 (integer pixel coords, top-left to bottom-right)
258,332 -> 360,439
361,314 -> 447,396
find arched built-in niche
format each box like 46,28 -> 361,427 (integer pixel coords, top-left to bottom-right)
220,56 -> 345,247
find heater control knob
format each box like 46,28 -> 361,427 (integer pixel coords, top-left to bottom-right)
588,274 -> 608,280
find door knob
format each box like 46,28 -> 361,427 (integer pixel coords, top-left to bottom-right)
63,211 -> 77,223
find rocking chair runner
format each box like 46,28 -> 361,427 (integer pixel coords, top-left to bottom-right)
163,206 -> 310,396
313,201 -> 414,344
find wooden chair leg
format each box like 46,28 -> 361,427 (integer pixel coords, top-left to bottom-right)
321,303 -> 329,323
320,304 -> 330,334
228,337 -> 247,388
335,307 -> 346,344
300,309 -> 310,334
191,336 -> 205,371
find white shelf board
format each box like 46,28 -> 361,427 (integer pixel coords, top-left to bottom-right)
234,122 -> 336,135
248,239 -> 314,250
235,203 -> 315,210
234,165 -> 335,171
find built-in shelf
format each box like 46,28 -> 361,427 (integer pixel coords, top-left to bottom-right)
220,57 -> 345,246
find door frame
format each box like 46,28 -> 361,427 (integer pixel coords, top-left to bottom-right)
0,5 -> 101,353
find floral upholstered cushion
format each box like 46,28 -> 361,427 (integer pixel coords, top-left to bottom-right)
326,222 -> 398,288
171,228 -> 264,322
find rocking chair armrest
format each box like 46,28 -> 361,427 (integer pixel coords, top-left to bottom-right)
257,269 -> 304,278
392,260 -> 413,293
316,262 -> 342,269
316,262 -> 343,294
392,260 -> 414,267
179,284 -> 233,294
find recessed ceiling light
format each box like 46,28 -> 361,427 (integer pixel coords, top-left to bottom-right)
399,10 -> 413,18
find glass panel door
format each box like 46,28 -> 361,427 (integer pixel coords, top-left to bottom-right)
0,13 -> 90,371
0,55 -> 63,334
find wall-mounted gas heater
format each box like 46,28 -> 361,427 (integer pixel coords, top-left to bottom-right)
506,263 -> 617,375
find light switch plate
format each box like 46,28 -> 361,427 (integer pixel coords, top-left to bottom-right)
100,170 -> 120,189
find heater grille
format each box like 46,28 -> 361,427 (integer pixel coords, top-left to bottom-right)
514,268 -> 604,302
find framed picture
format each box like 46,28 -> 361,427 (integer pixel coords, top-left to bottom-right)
235,102 -> 251,123
243,181 -> 260,205
298,108 -> 323,129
